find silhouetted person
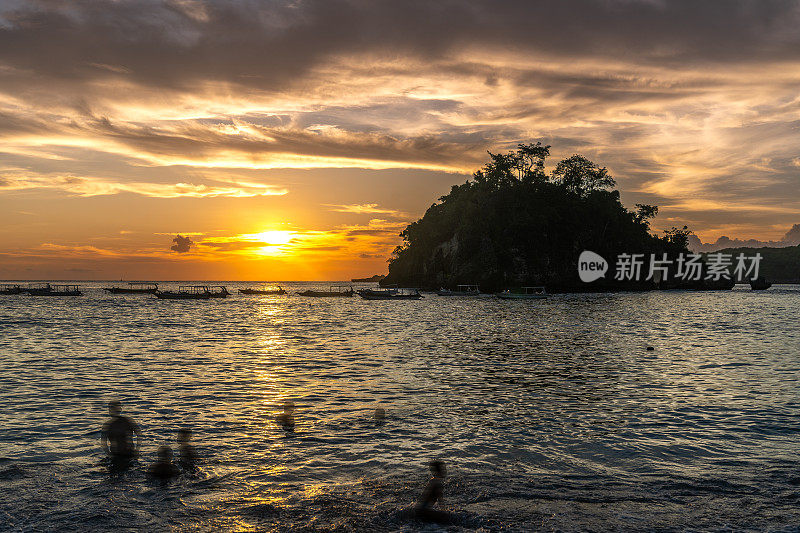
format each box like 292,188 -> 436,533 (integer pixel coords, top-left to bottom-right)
101,400 -> 140,469
148,445 -> 179,481
177,428 -> 197,470
276,401 -> 295,430
414,460 -> 450,524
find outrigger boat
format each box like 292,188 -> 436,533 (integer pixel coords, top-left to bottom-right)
437,284 -> 480,296
207,285 -> 230,298
239,285 -> 287,295
27,284 -> 82,296
154,285 -> 213,300
297,286 -> 354,297
0,284 -> 23,295
357,287 -> 423,300
497,286 -> 547,300
24,283 -> 51,293
102,282 -> 159,294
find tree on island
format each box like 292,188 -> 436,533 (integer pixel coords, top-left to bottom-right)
382,143 -> 708,292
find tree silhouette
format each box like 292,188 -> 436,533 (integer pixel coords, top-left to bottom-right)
552,154 -> 615,195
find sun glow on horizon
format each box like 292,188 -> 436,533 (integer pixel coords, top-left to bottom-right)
248,230 -> 295,245
238,230 -> 297,257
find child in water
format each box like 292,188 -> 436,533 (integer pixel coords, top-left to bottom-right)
148,445 -> 179,481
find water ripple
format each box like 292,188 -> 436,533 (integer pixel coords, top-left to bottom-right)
0,284 -> 799,530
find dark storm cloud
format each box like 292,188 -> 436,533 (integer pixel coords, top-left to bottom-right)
1,0 -> 799,91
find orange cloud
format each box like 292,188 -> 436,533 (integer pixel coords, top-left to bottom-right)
0,171 -> 287,198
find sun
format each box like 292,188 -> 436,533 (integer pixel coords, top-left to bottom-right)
240,229 -> 297,257
252,230 -> 294,245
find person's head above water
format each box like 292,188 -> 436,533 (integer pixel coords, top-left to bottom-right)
374,407 -> 386,420
108,400 -> 122,416
157,445 -> 173,462
177,428 -> 192,443
429,460 -> 446,478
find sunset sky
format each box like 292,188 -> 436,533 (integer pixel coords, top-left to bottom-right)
1,0 -> 799,280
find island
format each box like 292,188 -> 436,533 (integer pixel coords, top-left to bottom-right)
351,274 -> 386,283
381,142 -> 736,292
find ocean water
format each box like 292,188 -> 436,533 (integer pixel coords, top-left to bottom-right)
1,283 -> 799,532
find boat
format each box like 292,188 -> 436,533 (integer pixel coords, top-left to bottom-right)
749,276 -> 772,290
102,282 -> 159,294
437,284 -> 480,296
27,284 -> 82,296
297,286 -> 354,297
207,285 -> 230,298
239,285 -> 287,295
357,287 -> 423,300
497,286 -> 547,300
24,283 -> 51,294
154,285 -> 213,300
0,284 -> 23,295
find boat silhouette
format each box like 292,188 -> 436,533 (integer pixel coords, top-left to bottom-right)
102,282 -> 159,294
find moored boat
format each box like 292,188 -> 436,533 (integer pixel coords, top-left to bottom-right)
239,286 -> 287,295
0,284 -> 23,295
207,285 -> 230,298
749,276 -> 772,290
437,284 -> 480,296
297,286 -> 354,297
357,287 -> 423,300
497,286 -> 547,300
27,284 -> 82,296
154,285 -> 213,300
102,282 -> 159,294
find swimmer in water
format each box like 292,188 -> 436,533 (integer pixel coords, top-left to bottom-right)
374,407 -> 386,421
100,400 -> 141,470
177,428 -> 197,470
276,401 -> 295,430
148,445 -> 179,482
414,460 -> 450,523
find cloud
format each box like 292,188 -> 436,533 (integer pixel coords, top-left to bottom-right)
0,171 -> 287,197
3,1 -> 800,92
324,203 -> 408,217
0,0 -> 799,245
170,234 -> 193,253
339,219 -> 406,237
784,223 -> 800,244
85,116 -> 482,170
40,243 -> 124,257
688,223 -> 800,252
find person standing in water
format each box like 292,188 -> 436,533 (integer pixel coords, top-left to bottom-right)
100,400 -> 141,469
